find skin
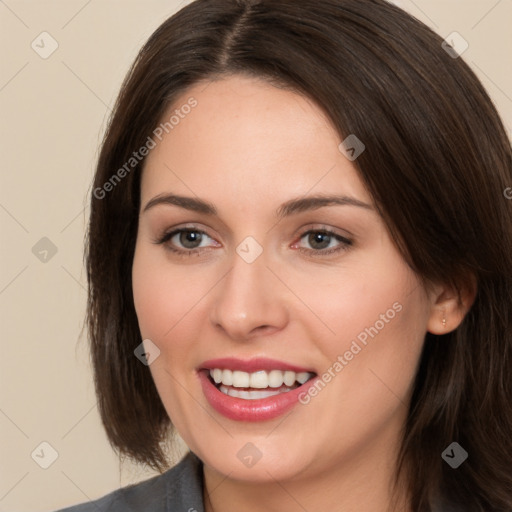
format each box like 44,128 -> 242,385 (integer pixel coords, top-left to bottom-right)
131,74 -> 473,512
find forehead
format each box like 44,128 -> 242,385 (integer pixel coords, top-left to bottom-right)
140,75 -> 372,209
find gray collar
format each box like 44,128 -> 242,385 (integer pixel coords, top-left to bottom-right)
166,451 -> 205,512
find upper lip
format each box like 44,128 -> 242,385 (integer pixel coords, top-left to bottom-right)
199,357 -> 316,374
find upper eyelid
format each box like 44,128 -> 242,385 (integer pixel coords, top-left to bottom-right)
159,218 -> 354,235
162,227 -> 214,243
160,223 -> 349,238
161,226 -> 352,248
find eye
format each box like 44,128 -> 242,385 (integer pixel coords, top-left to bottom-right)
293,229 -> 352,257
171,230 -> 208,249
153,227 -> 220,256
153,226 -> 352,258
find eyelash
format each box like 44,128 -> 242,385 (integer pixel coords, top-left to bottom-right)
153,226 -> 353,258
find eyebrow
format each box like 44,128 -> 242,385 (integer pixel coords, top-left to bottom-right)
142,193 -> 373,217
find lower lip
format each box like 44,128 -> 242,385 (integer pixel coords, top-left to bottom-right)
197,370 -> 319,422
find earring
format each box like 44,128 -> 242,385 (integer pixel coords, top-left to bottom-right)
442,310 -> 447,328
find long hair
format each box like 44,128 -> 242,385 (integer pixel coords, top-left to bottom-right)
85,1 -> 512,510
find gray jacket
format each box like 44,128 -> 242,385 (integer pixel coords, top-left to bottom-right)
54,451 -> 467,511
55,451 -> 205,512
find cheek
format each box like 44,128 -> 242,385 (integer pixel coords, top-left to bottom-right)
288,247 -> 429,396
291,266 -> 428,455
306,270 -> 428,422
132,243 -> 209,342
287,260 -> 422,354
131,244 -> 206,423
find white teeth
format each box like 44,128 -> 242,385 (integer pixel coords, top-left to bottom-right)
209,368 -> 314,389
221,369 -> 233,386
232,370 -> 250,387
296,372 -> 310,384
219,385 -> 292,400
268,370 -> 284,388
249,371 -> 268,389
283,371 -> 296,387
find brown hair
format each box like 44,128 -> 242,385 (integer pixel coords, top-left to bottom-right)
85,0 -> 512,510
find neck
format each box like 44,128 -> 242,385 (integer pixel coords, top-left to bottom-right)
202,426 -> 411,512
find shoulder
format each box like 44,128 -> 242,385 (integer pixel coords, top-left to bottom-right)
54,451 -> 204,512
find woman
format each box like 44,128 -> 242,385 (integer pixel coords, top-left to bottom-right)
57,0 -> 512,510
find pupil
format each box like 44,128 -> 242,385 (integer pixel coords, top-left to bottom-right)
181,231 -> 201,248
310,232 -> 330,249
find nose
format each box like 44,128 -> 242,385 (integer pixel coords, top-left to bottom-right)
209,248 -> 289,341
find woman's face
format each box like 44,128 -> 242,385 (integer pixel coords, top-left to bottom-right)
132,74 -> 436,482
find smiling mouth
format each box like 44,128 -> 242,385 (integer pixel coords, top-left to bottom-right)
207,368 -> 317,400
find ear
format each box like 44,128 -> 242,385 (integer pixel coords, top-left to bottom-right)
426,274 -> 477,335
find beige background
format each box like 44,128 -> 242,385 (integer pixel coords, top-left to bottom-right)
1,1 -> 511,511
